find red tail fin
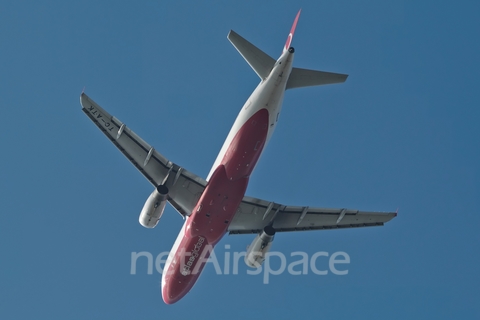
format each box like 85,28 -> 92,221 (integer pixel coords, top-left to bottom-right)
283,9 -> 301,53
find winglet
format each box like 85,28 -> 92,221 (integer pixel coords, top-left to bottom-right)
283,9 -> 301,53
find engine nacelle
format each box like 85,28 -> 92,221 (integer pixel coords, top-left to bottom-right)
245,226 -> 276,268
139,185 -> 169,228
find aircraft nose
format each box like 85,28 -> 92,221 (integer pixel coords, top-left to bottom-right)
162,278 -> 190,304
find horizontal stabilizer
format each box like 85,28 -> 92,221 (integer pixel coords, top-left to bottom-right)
228,30 -> 275,80
286,67 -> 348,89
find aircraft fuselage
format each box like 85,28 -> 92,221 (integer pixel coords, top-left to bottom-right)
161,48 -> 294,304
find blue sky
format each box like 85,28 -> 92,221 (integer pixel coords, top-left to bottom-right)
1,1 -> 479,319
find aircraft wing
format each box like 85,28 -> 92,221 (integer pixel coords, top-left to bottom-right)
80,93 -> 206,217
228,195 -> 396,234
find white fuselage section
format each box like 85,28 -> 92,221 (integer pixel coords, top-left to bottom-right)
161,49 -> 295,303
207,49 -> 295,180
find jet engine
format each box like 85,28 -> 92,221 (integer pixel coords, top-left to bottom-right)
245,226 -> 276,268
139,185 -> 169,228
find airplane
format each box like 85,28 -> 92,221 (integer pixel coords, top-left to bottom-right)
80,10 -> 396,304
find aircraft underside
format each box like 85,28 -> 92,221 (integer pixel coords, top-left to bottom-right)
81,10 -> 395,305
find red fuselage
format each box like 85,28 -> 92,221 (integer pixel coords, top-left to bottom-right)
162,109 -> 269,303
161,47 -> 294,304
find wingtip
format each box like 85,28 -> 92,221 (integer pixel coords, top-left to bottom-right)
79,89 -> 88,108
227,29 -> 236,40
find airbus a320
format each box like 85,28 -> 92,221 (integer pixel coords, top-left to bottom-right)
81,10 -> 396,304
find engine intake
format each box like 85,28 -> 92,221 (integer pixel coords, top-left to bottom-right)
245,226 -> 276,268
139,185 -> 169,228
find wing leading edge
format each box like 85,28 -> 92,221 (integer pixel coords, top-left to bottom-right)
80,93 -> 206,217
228,196 -> 396,234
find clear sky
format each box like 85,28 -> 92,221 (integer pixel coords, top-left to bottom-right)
1,1 -> 479,319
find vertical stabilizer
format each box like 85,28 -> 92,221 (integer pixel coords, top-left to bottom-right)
283,9 -> 301,53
